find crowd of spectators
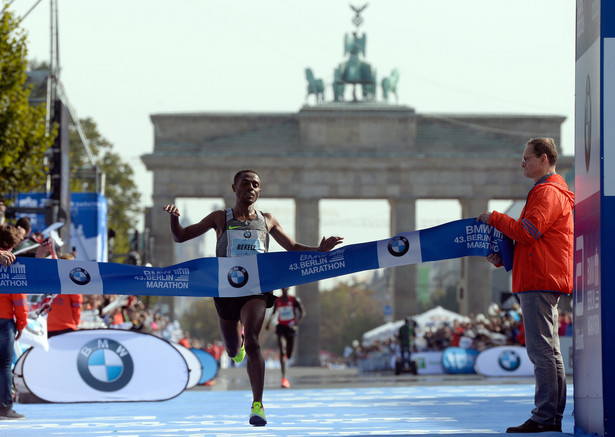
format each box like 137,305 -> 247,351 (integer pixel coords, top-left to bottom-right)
357,304 -> 573,358
79,294 -> 226,363
80,295 -> 185,342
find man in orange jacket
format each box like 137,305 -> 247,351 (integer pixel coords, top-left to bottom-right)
478,138 -> 573,434
0,224 -> 27,420
47,253 -> 83,338
47,294 -> 83,338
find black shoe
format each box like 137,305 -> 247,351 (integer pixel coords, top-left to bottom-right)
506,419 -> 561,433
0,408 -> 25,420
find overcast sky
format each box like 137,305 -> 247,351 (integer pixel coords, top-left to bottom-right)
13,0 -> 576,255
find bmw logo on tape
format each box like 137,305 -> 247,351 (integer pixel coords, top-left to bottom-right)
387,236 -> 409,257
69,267 -> 91,285
227,266 -> 249,288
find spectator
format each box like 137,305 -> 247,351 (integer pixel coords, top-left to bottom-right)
179,331 -> 191,349
0,222 -> 26,420
47,254 -> 83,338
479,137 -> 573,433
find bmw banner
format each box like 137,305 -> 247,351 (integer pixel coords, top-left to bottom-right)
170,342 -> 204,390
2,218 -> 512,297
16,192 -> 108,262
474,346 -> 534,377
20,330 -> 189,402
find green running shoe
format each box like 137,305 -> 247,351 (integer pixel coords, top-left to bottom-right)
249,401 -> 267,426
232,341 -> 245,364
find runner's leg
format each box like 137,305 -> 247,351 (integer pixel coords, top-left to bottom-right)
217,317 -> 242,359
240,298 -> 267,403
286,333 -> 295,360
277,334 -> 286,379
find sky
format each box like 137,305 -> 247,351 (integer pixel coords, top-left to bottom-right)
11,0 -> 576,269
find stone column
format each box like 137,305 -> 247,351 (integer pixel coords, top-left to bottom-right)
294,198 -> 321,366
223,195 -> 236,209
460,198 -> 491,316
389,197 -> 417,320
151,195 -> 176,268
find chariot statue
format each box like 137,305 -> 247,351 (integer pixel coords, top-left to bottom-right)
332,4 -> 376,102
304,3 -> 400,105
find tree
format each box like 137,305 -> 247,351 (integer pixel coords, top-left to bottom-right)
67,117 -> 142,260
0,11 -> 55,195
320,281 -> 384,356
179,298 -> 222,344
26,61 -> 142,259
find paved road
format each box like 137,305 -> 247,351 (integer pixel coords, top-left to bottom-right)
1,367 -> 576,437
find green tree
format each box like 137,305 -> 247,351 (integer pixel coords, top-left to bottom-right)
320,281 -> 384,355
67,117 -> 142,260
179,298 -> 222,344
0,11 -> 55,194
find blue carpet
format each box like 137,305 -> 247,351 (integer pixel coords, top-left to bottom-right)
0,384 -> 574,437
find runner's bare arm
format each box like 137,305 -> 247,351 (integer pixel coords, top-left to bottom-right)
162,205 -> 225,242
264,212 -> 343,252
295,296 -> 306,323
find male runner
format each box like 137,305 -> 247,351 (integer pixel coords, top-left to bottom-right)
265,287 -> 305,388
163,169 -> 342,426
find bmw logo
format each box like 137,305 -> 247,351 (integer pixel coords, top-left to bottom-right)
228,266 -> 249,288
387,236 -> 409,257
243,230 -> 252,238
77,338 -> 134,391
69,267 -> 91,285
498,349 -> 521,371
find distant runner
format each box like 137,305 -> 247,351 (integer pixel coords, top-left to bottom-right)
265,287 -> 305,388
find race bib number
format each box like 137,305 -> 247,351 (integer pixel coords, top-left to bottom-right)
278,306 -> 295,322
227,230 -> 267,257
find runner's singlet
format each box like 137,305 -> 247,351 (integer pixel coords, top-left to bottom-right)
275,296 -> 298,326
213,209 -> 275,320
216,208 -> 270,257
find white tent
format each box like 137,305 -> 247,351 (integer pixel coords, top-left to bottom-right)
361,306 -> 470,345
412,305 -> 470,328
361,320 -> 405,346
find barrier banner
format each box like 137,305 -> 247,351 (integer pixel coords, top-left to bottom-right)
442,347 -> 479,374
19,316 -> 49,351
191,349 -> 219,384
413,351 -> 445,375
1,218 -> 512,297
474,346 -> 534,377
16,192 -> 108,262
21,330 -> 188,402
170,342 -> 203,390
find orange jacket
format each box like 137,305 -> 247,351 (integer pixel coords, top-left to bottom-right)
47,294 -> 83,332
0,294 -> 28,331
489,173 -> 574,295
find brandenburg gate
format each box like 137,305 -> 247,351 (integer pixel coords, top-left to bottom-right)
142,105 -> 570,365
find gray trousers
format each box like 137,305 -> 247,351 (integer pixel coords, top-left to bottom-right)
519,291 -> 566,425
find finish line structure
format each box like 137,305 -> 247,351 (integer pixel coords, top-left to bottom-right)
0,218 -> 512,297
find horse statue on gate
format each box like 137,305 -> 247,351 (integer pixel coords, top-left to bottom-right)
305,68 -> 325,105
381,68 -> 400,103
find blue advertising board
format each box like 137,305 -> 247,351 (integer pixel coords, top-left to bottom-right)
16,192 -> 108,262
574,2 -> 615,435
